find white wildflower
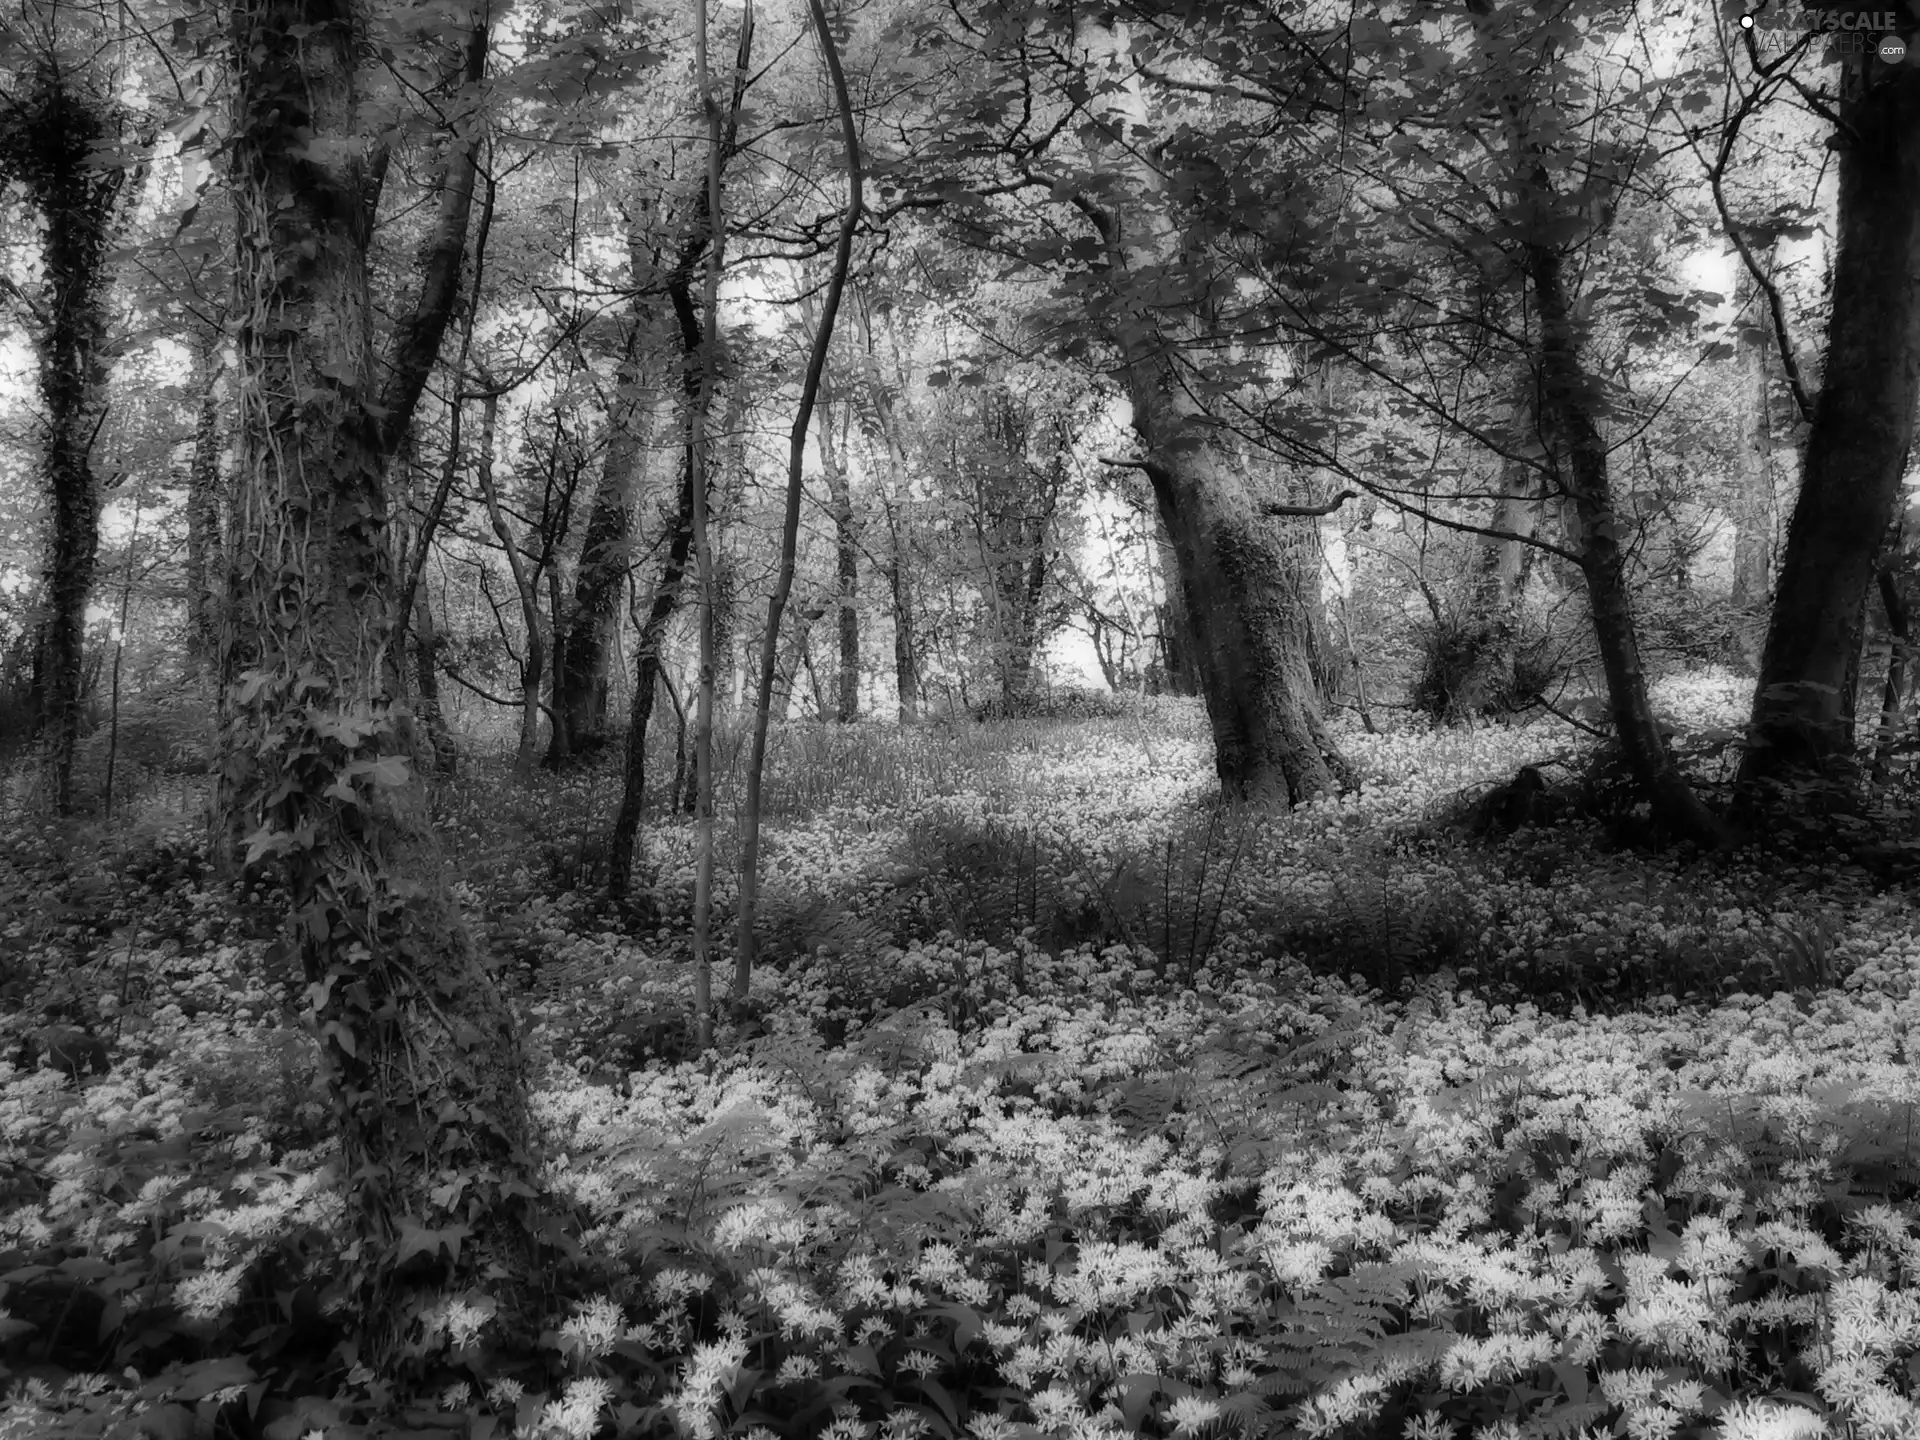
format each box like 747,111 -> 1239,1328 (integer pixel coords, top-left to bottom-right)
559,1295 -> 626,1361
1165,1395 -> 1221,1435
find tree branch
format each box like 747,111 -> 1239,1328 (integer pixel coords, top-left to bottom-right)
375,13 -> 489,460
1264,489 -> 1357,518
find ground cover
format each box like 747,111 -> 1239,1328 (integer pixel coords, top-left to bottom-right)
3,671 -> 1919,1440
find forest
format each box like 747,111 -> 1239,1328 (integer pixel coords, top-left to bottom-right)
3,0 -> 1920,1436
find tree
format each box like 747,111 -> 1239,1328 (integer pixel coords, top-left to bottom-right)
0,53 -> 135,813
895,7 -> 1352,799
219,0 -> 555,1369
1742,50 -> 1920,790
1728,266 -> 1775,672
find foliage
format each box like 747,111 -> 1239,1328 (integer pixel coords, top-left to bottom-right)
9,689 -> 1920,1438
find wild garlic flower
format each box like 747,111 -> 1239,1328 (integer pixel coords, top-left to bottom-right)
1028,1386 -> 1084,1431
1622,1402 -> 1683,1440
1297,1373 -> 1390,1437
649,1268 -> 713,1309
1401,1414 -> 1458,1440
1711,1399 -> 1828,1440
175,1263 -> 246,1321
486,1379 -> 525,1408
1163,1394 -> 1220,1436
419,1295 -> 494,1350
530,1377 -> 613,1440
558,1295 -> 626,1361
665,1336 -> 748,1440
1438,1334 -> 1553,1392
773,1356 -> 819,1383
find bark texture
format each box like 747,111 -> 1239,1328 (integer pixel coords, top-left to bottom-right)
222,0 -> 546,1371
1742,58 -> 1920,786
185,340 -> 226,670
550,324 -> 655,763
1139,430 -> 1347,803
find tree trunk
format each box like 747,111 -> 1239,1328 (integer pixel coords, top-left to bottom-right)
412,586 -> 457,775
3,71 -> 122,814
473,394 -> 545,774
886,550 -> 921,723
1729,268 -> 1775,673
1527,239 -> 1725,845
221,0 -> 545,1372
549,327 -> 654,764
1139,435 -> 1347,803
185,339 -> 226,671
1872,550 -> 1913,783
819,395 -> 860,721
607,453 -> 695,898
1742,57 -> 1920,787
1152,525 -> 1199,696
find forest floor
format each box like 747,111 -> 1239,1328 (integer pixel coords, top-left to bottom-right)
3,669 -> 1919,1440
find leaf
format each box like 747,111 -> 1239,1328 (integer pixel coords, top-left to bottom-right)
395,1217 -> 468,1265
171,1357 -> 257,1401
370,755 -> 411,786
138,1404 -> 199,1440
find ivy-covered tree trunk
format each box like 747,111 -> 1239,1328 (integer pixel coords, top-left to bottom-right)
222,0 -> 547,1372
1742,57 -> 1920,788
0,70 -> 123,814
185,337 -> 226,671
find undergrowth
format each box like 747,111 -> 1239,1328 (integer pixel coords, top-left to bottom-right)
3,673 -> 1920,1440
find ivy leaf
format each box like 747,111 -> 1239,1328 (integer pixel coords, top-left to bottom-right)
369,756 -> 411,786
243,826 -> 292,867
395,1217 -> 468,1265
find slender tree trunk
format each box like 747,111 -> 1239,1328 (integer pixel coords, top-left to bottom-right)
607,5 -> 751,902
851,312 -> 921,722
474,396 -> 545,774
3,71 -> 123,814
885,547 -> 921,723
1743,57 -> 1920,788
221,0 -> 547,1373
412,587 -> 456,774
1872,550 -> 1913,783
735,0 -> 860,1000
1730,267 -> 1775,673
185,338 -> 226,671
1528,239 -> 1724,845
820,396 -> 860,721
607,455 -> 695,898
